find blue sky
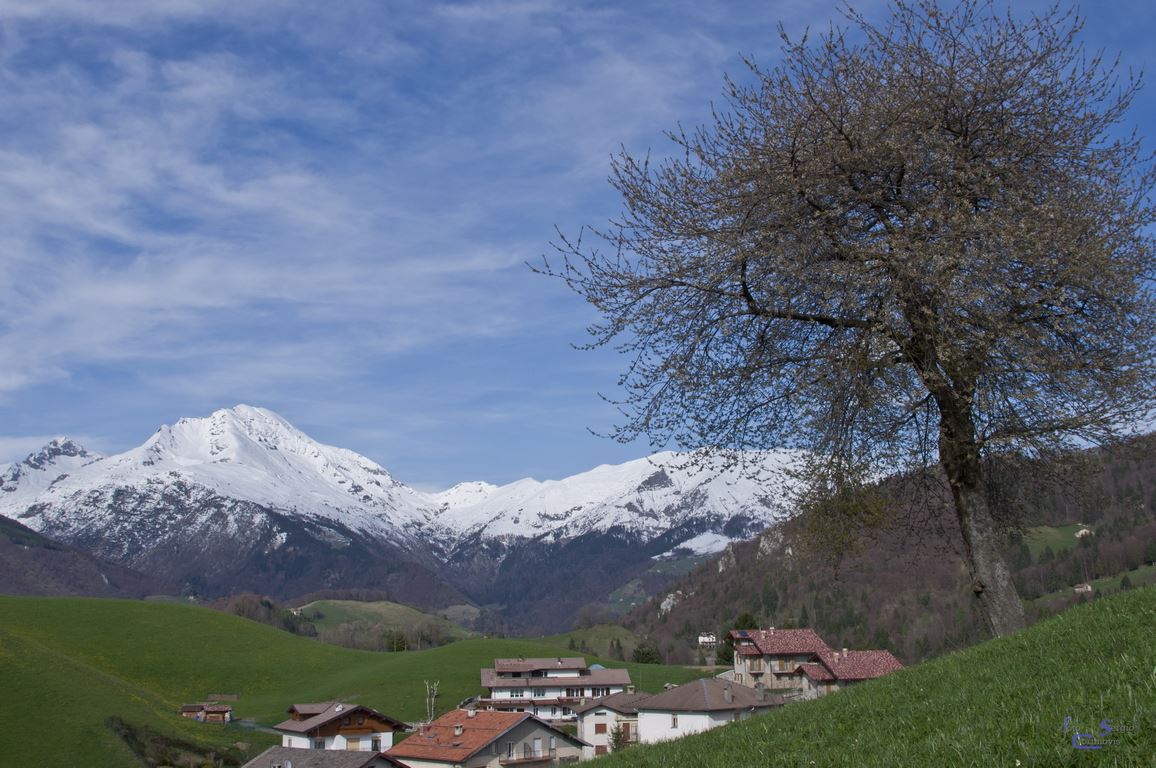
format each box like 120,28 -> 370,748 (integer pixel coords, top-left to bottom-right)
1,1 -> 1153,489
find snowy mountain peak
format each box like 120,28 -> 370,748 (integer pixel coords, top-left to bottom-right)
1,437 -> 101,509
22,438 -> 94,470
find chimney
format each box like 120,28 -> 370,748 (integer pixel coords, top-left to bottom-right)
467,709 -> 477,718
842,648 -> 848,660
723,685 -> 733,704
454,724 -> 464,736
627,685 -> 635,694
769,626 -> 775,635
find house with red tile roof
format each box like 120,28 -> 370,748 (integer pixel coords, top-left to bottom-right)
728,628 -> 832,690
385,709 -> 586,768
479,657 -> 631,721
728,628 -> 903,697
274,702 -> 409,753
794,648 -> 904,699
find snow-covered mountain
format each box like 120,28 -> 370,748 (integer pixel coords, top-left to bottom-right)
5,406 -> 437,546
0,405 -> 802,629
430,450 -> 797,548
0,438 -> 101,513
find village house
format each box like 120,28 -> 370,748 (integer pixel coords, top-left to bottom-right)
633,678 -> 782,743
242,746 -> 409,768
793,648 -> 905,700
479,657 -> 631,721
274,702 -> 409,752
729,628 -> 831,690
385,708 -> 586,768
572,690 -> 651,757
179,702 -> 233,723
728,628 -> 903,697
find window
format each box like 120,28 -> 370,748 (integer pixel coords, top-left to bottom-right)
506,741 -> 515,757
345,737 -> 360,751
595,746 -> 608,755
591,686 -> 611,697
313,739 -> 325,749
371,737 -> 381,752
510,689 -> 524,697
594,723 -> 607,734
671,714 -> 679,729
532,687 -> 546,697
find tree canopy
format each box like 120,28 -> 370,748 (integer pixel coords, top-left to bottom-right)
549,0 -> 1154,636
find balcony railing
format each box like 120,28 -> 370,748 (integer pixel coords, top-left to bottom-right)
499,748 -> 557,765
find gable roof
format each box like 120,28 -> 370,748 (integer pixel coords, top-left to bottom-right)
811,649 -> 904,681
795,662 -> 836,682
572,690 -> 652,716
386,709 -> 585,764
729,628 -> 832,656
275,702 -> 408,735
241,746 -> 407,768
634,678 -> 783,713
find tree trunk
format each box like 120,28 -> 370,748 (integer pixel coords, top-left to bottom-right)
938,407 -> 1026,636
948,472 -> 1026,636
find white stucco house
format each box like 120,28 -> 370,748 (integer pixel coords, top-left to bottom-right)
634,678 -> 781,744
573,690 -> 651,757
274,702 -> 408,752
479,657 -> 632,721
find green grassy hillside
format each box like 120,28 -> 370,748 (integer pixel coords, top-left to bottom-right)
0,597 -> 707,767
1025,523 -> 1091,559
598,587 -> 1156,767
299,598 -> 475,641
540,624 -> 639,659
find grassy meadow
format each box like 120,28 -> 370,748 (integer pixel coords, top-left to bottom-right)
298,598 -> 477,641
598,586 -> 1156,767
0,597 -> 707,767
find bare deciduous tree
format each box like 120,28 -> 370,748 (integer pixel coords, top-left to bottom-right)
547,0 -> 1155,636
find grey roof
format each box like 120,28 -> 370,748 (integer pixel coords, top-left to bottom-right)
635,678 -> 784,713
241,746 -> 408,768
492,657 -> 587,673
572,690 -> 652,716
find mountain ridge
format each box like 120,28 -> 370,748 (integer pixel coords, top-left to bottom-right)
0,405 -> 802,630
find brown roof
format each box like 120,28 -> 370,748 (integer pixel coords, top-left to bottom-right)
242,746 -> 407,768
480,667 -> 631,689
729,628 -> 831,656
386,709 -> 585,764
572,690 -> 652,716
492,657 -> 587,673
795,662 -> 836,682
812,649 -> 904,681
635,678 -> 783,713
275,702 -> 408,735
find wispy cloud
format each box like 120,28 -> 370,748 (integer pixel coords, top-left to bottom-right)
1,0 -> 1150,485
